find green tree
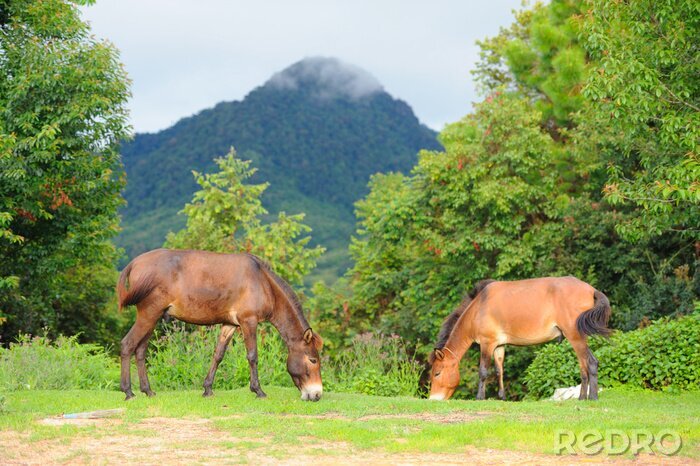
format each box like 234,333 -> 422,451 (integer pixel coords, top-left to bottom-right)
580,0 -> 700,240
0,0 -> 131,343
474,0 -> 699,330
325,93 -> 570,350
311,0 -> 699,399
475,0 -> 587,131
165,148 -> 324,286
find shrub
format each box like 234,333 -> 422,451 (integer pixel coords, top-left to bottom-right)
147,322 -> 291,390
0,334 -> 118,390
524,312 -> 700,399
611,262 -> 699,331
324,333 -> 424,397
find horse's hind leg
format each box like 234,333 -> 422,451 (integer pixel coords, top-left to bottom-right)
120,312 -> 160,401
493,346 -> 506,400
135,329 -> 155,397
586,348 -> 599,400
203,324 -> 237,397
476,341 -> 497,400
568,337 -> 591,400
240,318 -> 266,398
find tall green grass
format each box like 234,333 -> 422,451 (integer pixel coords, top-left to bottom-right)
147,322 -> 291,390
324,333 -> 424,397
0,334 -> 118,390
0,327 -> 423,397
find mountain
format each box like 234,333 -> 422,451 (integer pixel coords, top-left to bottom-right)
118,57 -> 441,282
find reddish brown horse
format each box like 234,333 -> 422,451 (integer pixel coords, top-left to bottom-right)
117,249 -> 323,401
429,277 -> 610,401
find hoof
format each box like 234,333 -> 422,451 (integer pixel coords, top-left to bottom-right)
255,391 -> 267,399
203,389 -> 214,398
144,390 -> 156,397
124,393 -> 135,401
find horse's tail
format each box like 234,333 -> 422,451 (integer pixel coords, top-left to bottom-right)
116,262 -> 157,311
576,290 -> 612,337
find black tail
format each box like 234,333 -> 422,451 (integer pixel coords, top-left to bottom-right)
576,290 -> 612,337
117,262 -> 158,311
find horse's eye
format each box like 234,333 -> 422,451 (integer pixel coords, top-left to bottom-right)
309,358 -> 318,364
435,371 -> 441,377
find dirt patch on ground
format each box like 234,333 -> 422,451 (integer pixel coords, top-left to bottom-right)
280,410 -> 491,423
0,417 -> 696,465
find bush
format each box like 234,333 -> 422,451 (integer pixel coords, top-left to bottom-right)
0,334 -> 118,390
612,262 -> 699,331
324,333 -> 423,397
147,322 -> 291,390
524,312 -> 700,399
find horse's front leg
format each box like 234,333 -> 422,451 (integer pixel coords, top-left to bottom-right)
240,319 -> 266,398
476,342 -> 496,400
203,324 -> 237,397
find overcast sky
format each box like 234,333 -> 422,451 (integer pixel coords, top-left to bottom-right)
80,0 -> 524,134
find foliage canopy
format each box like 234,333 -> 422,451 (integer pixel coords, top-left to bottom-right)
0,0 -> 130,343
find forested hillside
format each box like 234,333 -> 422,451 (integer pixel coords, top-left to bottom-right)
119,57 -> 441,281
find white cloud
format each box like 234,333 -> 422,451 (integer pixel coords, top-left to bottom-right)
267,57 -> 384,100
79,0 -> 524,133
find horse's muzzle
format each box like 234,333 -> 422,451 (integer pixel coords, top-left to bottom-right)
301,384 -> 322,402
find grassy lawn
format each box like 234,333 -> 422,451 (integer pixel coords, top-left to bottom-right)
1,387 -> 698,462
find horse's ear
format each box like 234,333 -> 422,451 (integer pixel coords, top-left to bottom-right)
434,349 -> 445,361
303,328 -> 313,344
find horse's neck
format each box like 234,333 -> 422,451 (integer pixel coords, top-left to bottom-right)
269,300 -> 307,346
445,305 -> 476,360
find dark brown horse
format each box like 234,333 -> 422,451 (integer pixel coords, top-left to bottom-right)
117,249 -> 323,401
429,277 -> 610,401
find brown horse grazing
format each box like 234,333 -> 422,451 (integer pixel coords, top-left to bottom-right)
116,249 -> 323,402
429,277 -> 610,401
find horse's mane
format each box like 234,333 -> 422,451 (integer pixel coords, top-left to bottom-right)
433,279 -> 495,351
247,254 -> 310,329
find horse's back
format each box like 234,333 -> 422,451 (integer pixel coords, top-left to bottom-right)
131,249 -> 258,279
485,276 -> 593,306
476,277 -> 595,344
127,249 -> 271,325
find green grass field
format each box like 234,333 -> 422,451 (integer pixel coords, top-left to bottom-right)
1,387 -> 698,463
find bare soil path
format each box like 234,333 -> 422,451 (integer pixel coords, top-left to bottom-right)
1,416 -> 694,465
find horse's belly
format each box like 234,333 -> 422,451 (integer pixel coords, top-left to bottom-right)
166,301 -> 237,326
502,325 -> 562,346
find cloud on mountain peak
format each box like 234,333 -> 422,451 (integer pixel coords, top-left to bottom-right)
266,57 -> 384,100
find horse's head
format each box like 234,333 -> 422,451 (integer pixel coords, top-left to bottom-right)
428,347 -> 460,400
287,328 -> 324,401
